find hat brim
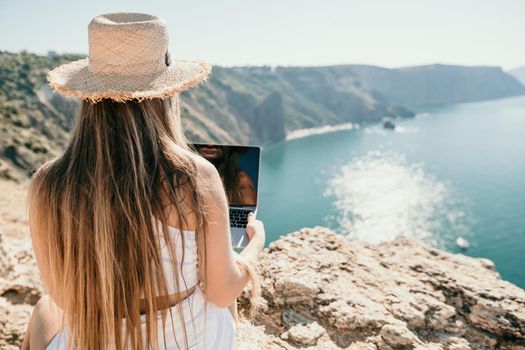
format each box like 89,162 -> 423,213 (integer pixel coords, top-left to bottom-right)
47,58 -> 211,103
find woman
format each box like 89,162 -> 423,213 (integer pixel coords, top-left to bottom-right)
21,12 -> 265,350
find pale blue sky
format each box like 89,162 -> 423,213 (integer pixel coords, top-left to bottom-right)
1,0 -> 523,69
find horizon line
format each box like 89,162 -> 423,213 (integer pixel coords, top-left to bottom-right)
2,48 -> 522,72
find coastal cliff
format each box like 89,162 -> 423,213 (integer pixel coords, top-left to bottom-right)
236,228 -> 525,349
2,51 -> 525,182
1,185 -> 524,350
345,64 -> 525,109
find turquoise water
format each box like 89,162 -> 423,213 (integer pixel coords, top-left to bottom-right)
257,95 -> 525,288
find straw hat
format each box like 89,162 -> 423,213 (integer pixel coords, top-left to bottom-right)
47,12 -> 211,103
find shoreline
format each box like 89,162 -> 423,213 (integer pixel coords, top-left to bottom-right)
285,122 -> 357,140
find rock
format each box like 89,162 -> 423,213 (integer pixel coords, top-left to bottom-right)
380,324 -> 421,347
0,298 -> 33,350
281,309 -> 311,327
280,321 -> 326,346
478,258 -> 496,271
446,336 -> 471,350
348,342 -> 378,350
2,213 -> 525,349
382,118 -> 396,130
235,319 -> 291,349
0,233 -> 43,349
274,275 -> 319,305
237,227 -> 525,349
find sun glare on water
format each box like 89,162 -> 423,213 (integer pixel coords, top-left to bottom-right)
323,151 -> 469,246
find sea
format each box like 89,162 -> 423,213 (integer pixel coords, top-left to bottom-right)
257,95 -> 525,289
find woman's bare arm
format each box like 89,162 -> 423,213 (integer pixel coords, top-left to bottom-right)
196,157 -> 264,308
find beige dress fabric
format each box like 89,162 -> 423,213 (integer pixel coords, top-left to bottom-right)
46,224 -> 236,349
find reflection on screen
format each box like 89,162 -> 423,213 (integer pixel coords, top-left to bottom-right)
193,144 -> 259,206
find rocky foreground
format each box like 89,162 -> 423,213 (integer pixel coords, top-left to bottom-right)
236,227 -> 525,349
1,222 -> 525,349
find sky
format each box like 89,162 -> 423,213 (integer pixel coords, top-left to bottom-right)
1,0 -> 524,70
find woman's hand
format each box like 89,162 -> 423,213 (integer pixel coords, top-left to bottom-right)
245,212 -> 265,247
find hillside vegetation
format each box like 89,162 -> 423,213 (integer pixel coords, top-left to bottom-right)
1,51 -> 523,181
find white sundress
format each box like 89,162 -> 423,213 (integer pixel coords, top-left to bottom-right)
46,223 -> 236,349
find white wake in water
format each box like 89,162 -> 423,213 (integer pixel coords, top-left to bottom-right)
323,151 -> 468,245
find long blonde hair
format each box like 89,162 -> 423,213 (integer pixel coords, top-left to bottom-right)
28,95 -> 260,349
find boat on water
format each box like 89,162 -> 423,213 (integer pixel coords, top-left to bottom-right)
456,237 -> 470,250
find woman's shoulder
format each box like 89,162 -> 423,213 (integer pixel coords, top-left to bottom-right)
179,146 -> 220,181
170,144 -> 213,172
168,145 -> 223,199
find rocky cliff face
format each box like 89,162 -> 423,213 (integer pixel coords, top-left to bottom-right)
1,189 -> 524,350
254,92 -> 286,144
3,51 -> 523,183
345,64 -> 525,109
236,227 -> 525,349
509,66 -> 525,86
